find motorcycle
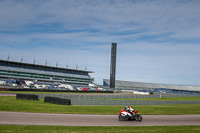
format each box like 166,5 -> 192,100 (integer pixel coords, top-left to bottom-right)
118,107 -> 142,122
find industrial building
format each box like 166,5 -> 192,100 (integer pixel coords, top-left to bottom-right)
103,79 -> 200,95
0,59 -> 94,88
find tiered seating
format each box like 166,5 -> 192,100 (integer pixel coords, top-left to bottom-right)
104,79 -> 200,92
0,63 -> 92,84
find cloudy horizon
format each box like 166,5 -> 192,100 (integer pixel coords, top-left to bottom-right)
0,0 -> 200,85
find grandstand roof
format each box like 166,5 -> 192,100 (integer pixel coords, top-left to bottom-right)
0,60 -> 93,73
103,79 -> 200,92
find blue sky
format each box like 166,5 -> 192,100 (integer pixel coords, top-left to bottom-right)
0,0 -> 200,85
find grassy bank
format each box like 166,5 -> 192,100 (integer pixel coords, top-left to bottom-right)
0,125 -> 200,133
1,96 -> 200,114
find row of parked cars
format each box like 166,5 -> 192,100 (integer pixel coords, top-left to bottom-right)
0,80 -> 106,91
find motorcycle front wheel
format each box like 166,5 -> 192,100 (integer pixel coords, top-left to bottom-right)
135,115 -> 142,122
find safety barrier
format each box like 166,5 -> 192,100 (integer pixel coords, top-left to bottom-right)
16,94 -> 38,100
44,96 -> 71,105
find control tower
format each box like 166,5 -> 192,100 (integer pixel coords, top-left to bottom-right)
110,43 -> 117,90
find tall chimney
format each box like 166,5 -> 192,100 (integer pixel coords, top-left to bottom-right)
110,43 -> 117,90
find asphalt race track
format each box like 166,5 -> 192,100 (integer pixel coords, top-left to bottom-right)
0,112 -> 200,126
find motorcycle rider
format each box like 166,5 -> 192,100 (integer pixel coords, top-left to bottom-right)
124,105 -> 135,116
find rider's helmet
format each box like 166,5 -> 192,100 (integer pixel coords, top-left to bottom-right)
124,105 -> 128,110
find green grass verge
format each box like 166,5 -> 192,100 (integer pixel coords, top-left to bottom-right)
0,125 -> 200,133
1,96 -> 200,114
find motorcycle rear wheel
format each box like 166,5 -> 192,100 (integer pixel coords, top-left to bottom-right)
118,115 -> 128,121
118,115 -> 123,121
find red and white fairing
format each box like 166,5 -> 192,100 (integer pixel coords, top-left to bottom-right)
119,106 -> 138,116
118,106 -> 142,121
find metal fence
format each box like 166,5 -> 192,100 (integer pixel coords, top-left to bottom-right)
36,93 -> 200,105
70,99 -> 200,105
37,93 -> 199,100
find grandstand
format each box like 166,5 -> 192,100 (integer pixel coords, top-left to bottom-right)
0,59 -> 94,87
103,79 -> 200,95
